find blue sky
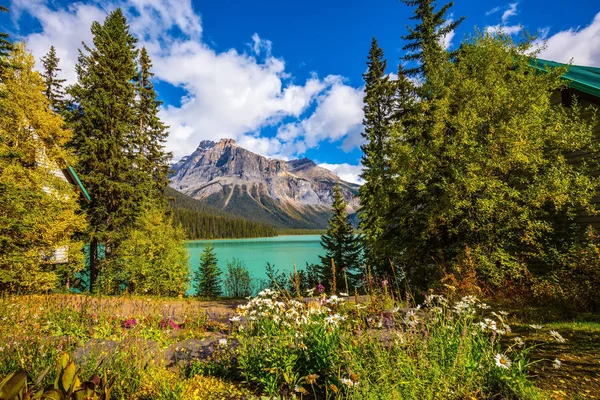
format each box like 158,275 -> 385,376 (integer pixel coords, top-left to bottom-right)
3,0 -> 600,183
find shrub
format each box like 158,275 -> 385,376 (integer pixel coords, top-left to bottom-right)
224,258 -> 252,298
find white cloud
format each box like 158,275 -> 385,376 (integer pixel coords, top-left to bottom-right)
537,12 -> 600,66
501,3 -> 518,24
11,0 -> 366,161
439,17 -> 456,50
485,2 -> 522,36
277,81 -> 365,153
485,24 -> 522,35
486,6 -> 501,16
318,163 -> 364,185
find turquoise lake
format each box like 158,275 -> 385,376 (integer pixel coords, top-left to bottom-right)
186,235 -> 324,294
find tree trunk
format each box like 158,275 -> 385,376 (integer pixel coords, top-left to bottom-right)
89,237 -> 99,292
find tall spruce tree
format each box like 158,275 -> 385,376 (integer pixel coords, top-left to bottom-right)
41,46 -> 66,112
319,183 -> 362,291
0,6 -> 13,98
194,243 -> 222,298
134,47 -> 171,202
402,0 -> 464,79
358,38 -> 396,273
68,9 -> 141,291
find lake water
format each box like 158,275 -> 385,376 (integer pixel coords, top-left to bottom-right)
186,235 -> 324,294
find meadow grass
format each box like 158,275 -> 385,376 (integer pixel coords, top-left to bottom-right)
0,292 -> 588,399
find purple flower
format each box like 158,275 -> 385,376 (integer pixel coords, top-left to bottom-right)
317,283 -> 325,294
122,318 -> 137,329
381,280 -> 389,288
159,318 -> 180,330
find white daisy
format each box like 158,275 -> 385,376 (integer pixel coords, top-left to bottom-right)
404,310 -> 419,327
549,330 -> 567,343
494,353 -> 512,370
553,359 -> 561,369
529,324 -> 543,330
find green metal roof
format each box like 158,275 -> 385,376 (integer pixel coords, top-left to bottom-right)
66,166 -> 91,202
530,58 -> 600,99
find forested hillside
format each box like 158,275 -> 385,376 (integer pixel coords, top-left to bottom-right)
165,187 -> 278,239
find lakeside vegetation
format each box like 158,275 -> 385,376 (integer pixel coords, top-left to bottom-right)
1,0 -> 600,397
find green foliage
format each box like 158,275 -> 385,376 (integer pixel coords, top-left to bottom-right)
40,46 -> 66,112
134,46 -> 171,204
194,243 -> 222,298
224,258 -> 252,298
166,187 -> 278,239
318,184 -> 362,291
68,9 -> 142,290
234,290 -> 544,399
384,33 -> 599,291
100,204 -> 190,296
0,43 -> 87,293
358,37 -> 396,272
0,353 -> 112,400
0,6 -> 13,98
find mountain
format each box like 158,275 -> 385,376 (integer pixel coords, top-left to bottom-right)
169,139 -> 360,229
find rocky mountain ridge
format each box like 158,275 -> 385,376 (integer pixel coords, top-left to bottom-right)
169,139 -> 360,229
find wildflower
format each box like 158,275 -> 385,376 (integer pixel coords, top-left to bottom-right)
122,318 -> 137,329
381,280 -> 388,288
317,283 -> 325,294
339,292 -> 349,297
477,303 -> 491,310
229,315 -> 241,322
340,378 -> 359,387
404,310 -> 419,327
294,385 -> 309,395
553,359 -> 562,369
218,338 -> 228,347
499,311 -> 509,316
549,330 -> 567,343
529,324 -> 543,330
512,337 -> 525,347
305,374 -> 319,385
306,288 -> 316,296
494,354 -> 512,370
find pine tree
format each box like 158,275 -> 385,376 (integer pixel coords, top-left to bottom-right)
68,9 -> 141,291
0,43 -> 87,292
0,6 -> 13,98
402,0 -> 464,83
319,183 -> 362,291
358,38 -> 396,273
40,46 -> 66,112
134,47 -> 171,202
194,243 -> 222,298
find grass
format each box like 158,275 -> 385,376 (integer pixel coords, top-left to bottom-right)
0,292 -> 596,399
499,304 -> 600,400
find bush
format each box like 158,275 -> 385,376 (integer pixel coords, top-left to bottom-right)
224,258 -> 252,298
100,205 -> 190,296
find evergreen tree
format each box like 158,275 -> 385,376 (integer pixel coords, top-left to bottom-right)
194,243 -> 222,298
387,32 -> 600,292
0,43 -> 87,292
134,47 -> 171,201
401,0 -> 464,80
102,203 -> 189,296
0,6 -> 13,98
358,38 -> 396,273
319,183 -> 362,291
40,46 -> 66,111
68,9 -> 141,291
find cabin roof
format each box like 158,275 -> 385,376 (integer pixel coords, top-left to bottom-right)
531,58 -> 600,99
64,165 -> 91,202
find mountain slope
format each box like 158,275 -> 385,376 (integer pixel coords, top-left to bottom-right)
165,187 -> 278,239
169,139 -> 360,229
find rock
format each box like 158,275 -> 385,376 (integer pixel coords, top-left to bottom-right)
164,334 -> 238,367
